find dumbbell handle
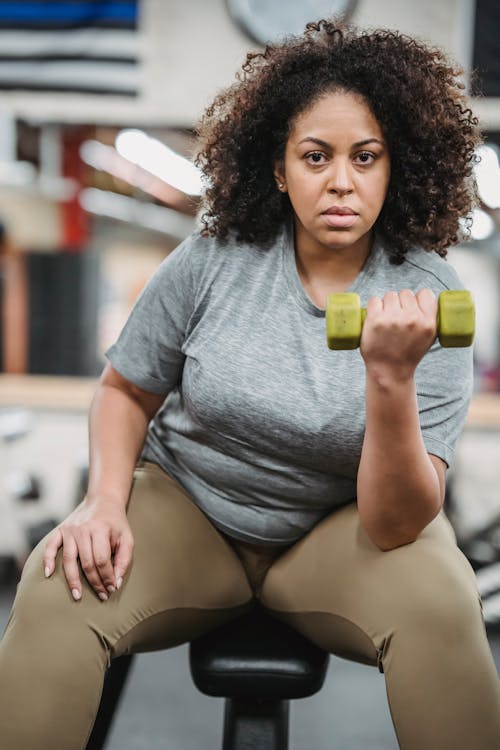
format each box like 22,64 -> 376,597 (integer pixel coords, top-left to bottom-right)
326,290 -> 475,350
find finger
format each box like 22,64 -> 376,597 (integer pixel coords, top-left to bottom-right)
77,533 -> 111,601
382,290 -> 403,312
43,527 -> 63,578
416,288 -> 437,315
60,532 -> 83,601
91,532 -> 116,598
366,295 -> 383,316
416,289 -> 438,341
112,533 -> 134,590
399,289 -> 419,312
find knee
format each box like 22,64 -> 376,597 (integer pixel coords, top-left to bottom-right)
11,543 -> 75,630
5,545 -> 111,678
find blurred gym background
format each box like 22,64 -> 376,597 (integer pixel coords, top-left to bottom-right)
0,1 -> 499,748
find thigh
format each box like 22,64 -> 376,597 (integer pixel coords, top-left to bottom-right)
13,461 -> 254,658
260,503 -> 481,664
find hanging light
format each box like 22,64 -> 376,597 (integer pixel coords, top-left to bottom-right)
115,129 -> 203,196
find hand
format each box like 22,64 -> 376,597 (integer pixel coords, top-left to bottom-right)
360,289 -> 438,380
43,497 -> 134,602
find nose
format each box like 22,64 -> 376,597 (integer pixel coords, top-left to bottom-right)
327,158 -> 354,195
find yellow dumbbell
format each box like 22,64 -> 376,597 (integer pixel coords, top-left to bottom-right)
326,290 -> 475,350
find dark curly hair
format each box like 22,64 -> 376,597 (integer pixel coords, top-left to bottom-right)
195,20 -> 483,263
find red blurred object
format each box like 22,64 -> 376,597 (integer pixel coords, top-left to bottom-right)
60,127 -> 89,251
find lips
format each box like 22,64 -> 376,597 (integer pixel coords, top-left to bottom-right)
321,205 -> 358,228
321,212 -> 358,229
322,206 -> 357,216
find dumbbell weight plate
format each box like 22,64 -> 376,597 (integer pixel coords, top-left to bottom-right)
325,292 -> 364,350
437,290 -> 475,348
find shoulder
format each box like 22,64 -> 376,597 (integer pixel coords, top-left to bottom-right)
400,246 -> 465,292
152,228 -> 231,285
168,226 -> 274,264
168,227 -> 227,262
181,226 -> 283,273
155,226 -> 279,297
373,238 -> 465,294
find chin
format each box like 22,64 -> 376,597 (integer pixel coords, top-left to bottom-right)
322,232 -> 361,248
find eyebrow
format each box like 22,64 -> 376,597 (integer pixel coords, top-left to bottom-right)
297,137 -> 385,149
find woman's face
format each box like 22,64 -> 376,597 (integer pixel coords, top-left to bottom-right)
274,90 -> 391,258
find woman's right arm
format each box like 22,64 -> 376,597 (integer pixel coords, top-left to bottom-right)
43,363 -> 166,601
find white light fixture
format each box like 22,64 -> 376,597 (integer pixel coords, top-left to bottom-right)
115,129 -> 203,196
79,187 -> 196,238
474,144 -> 500,209
80,139 -> 116,172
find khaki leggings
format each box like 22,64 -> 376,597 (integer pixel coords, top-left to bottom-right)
1,461 -> 499,749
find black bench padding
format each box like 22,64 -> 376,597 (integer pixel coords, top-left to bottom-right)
189,605 -> 329,700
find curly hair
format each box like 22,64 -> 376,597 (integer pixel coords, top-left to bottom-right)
195,20 -> 483,263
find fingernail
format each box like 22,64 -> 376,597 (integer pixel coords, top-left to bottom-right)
72,589 -> 81,601
116,577 -> 123,590
99,592 -> 108,601
44,566 -> 51,578
107,585 -> 116,594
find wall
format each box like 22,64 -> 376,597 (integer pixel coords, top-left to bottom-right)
0,0 -> 496,130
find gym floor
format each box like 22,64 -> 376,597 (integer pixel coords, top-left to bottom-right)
0,385 -> 499,749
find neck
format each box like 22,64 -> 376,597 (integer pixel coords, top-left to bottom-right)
294,224 -> 374,293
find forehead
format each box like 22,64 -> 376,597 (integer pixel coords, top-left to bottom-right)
289,91 -> 383,140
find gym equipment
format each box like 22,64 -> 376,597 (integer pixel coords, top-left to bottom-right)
190,606 -> 329,750
326,290 -> 475,350
0,408 -> 41,583
85,606 -> 329,750
457,514 -> 500,631
7,471 -> 41,501
475,563 -> 500,631
26,518 -> 58,552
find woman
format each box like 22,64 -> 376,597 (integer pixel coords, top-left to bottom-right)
1,20 -> 499,749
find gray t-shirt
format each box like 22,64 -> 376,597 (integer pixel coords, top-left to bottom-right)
106,223 -> 473,546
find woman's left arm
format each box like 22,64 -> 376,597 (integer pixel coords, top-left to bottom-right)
356,288 -> 448,551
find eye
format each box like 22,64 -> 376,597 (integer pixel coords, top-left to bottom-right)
305,151 -> 327,165
355,151 -> 375,165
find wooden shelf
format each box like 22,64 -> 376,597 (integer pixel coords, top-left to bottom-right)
0,374 -> 98,411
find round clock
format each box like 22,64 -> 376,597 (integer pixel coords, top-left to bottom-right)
226,0 -> 358,45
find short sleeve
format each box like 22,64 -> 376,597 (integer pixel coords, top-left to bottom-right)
416,341 -> 473,467
105,234 -> 198,394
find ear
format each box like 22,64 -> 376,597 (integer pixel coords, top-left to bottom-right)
273,162 -> 287,192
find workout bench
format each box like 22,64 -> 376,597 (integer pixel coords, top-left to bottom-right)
85,604 -> 330,749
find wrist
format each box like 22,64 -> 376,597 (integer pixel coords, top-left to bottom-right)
365,364 -> 415,392
85,491 -> 127,509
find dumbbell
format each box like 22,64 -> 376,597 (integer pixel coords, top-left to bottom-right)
326,290 -> 475,350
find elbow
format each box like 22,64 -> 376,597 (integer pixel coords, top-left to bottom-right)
364,524 -> 419,552
357,487 -> 443,552
360,509 -> 441,552
373,533 -> 419,552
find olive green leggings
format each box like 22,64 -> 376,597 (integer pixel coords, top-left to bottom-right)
1,461 -> 499,749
